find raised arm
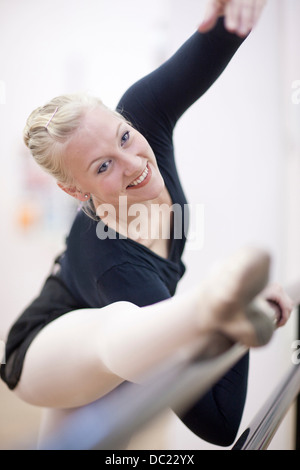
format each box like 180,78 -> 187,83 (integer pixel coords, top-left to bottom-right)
117,17 -> 246,136
117,1 -> 267,137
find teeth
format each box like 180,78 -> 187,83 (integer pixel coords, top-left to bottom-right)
128,165 -> 149,187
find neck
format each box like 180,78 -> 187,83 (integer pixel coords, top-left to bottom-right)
94,186 -> 172,243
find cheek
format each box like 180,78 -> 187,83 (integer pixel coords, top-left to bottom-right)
98,174 -> 123,199
144,143 -> 157,165
136,134 -> 154,156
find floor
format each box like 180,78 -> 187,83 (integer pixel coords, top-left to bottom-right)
0,379 -> 42,450
0,377 -> 171,450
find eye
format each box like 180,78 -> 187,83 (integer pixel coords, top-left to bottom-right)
97,160 -> 112,174
121,131 -> 130,146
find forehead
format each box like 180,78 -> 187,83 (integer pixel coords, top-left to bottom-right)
78,106 -> 121,141
66,106 -> 122,160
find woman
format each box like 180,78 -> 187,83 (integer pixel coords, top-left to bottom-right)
1,0 -> 293,447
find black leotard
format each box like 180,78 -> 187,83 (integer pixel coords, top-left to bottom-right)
1,18 -> 249,447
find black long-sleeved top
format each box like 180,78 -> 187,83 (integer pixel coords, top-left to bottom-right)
1,19 -> 249,447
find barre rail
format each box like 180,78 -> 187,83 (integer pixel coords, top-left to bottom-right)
231,281 -> 300,450
232,361 -> 300,450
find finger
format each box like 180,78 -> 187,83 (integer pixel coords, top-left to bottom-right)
276,296 -> 294,328
266,299 -> 283,325
224,0 -> 240,34
264,288 -> 294,328
198,0 -> 225,33
260,282 -> 294,328
237,0 -> 267,36
238,0 -> 256,36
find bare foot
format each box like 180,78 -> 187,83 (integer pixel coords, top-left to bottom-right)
197,247 -> 276,347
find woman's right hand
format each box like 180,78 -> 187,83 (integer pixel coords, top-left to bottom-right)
198,0 -> 267,37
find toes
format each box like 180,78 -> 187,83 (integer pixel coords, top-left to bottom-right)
211,246 -> 271,309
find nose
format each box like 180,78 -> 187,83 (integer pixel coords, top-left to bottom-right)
122,154 -> 144,177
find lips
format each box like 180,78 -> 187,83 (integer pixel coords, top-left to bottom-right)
127,163 -> 150,189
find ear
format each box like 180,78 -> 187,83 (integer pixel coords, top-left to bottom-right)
57,182 -> 89,202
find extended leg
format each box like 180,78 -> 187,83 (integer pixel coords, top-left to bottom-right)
15,246 -> 274,409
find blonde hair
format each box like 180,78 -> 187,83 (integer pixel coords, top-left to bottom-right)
24,93 -> 107,185
23,92 -> 125,219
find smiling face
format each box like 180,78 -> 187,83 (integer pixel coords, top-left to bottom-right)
60,106 -> 165,210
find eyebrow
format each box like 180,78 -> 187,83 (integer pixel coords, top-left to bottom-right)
86,121 -> 123,171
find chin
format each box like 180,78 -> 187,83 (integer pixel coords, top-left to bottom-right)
147,180 -> 166,202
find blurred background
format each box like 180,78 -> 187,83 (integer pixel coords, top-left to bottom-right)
0,0 -> 300,450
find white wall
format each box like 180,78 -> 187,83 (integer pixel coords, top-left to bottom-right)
0,0 -> 299,450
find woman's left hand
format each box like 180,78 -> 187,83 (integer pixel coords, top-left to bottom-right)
260,283 -> 294,328
198,0 -> 267,37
